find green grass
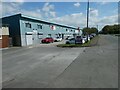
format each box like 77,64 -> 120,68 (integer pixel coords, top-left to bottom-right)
115,34 -> 120,37
57,35 -> 99,48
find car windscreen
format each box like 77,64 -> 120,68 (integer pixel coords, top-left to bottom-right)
46,38 -> 51,39
76,36 -> 81,38
69,38 -> 75,40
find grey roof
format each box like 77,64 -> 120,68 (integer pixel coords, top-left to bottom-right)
2,13 -> 79,30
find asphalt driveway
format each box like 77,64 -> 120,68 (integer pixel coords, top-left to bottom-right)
2,35 -> 118,88
2,42 -> 85,88
47,35 -> 118,88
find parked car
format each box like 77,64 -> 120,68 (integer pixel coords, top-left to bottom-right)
75,36 -> 82,44
86,35 -> 90,41
65,36 -> 70,40
82,36 -> 87,43
82,36 -> 90,43
54,37 -> 62,42
91,33 -> 96,37
65,36 -> 74,40
41,37 -> 54,43
66,36 -> 90,44
66,38 -> 75,44
89,34 -> 94,39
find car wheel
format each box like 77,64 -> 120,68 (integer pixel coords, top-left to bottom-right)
66,42 -> 70,44
41,41 -> 44,43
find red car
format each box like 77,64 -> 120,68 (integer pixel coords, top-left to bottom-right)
41,37 -> 54,43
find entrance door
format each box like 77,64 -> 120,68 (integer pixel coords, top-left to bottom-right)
26,35 -> 33,45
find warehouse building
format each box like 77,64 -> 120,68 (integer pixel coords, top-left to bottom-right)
2,14 -> 82,46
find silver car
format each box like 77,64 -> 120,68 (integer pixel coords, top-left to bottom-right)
66,38 -> 75,44
82,36 -> 90,43
54,37 -> 62,42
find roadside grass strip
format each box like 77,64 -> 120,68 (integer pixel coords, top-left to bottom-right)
57,35 -> 99,48
115,34 -> 120,37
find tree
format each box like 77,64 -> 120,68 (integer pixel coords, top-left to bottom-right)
82,27 -> 98,35
101,24 -> 120,34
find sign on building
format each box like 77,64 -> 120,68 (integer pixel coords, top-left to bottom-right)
50,25 -> 56,30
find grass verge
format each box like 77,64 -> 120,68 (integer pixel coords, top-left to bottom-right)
57,35 -> 99,48
115,34 -> 120,37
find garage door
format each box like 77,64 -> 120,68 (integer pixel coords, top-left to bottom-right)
26,35 -> 33,45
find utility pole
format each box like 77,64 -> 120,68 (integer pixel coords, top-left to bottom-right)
86,0 -> 90,42
96,25 -> 98,35
87,0 -> 89,28
96,25 -> 98,30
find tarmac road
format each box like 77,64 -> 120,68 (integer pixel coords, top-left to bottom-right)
2,35 -> 118,88
2,41 -> 85,88
47,35 -> 119,88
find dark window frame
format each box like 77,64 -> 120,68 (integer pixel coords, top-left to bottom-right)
25,23 -> 31,28
37,24 -> 43,29
48,34 -> 51,37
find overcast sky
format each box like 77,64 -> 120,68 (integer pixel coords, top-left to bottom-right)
1,2 -> 118,31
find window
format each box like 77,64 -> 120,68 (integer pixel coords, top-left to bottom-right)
37,25 -> 42,29
38,32 -> 43,39
70,38 -> 75,40
48,34 -> 51,37
66,29 -> 68,31
38,32 -> 43,35
25,23 -> 31,28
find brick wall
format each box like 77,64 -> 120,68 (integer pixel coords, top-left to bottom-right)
0,35 -> 9,48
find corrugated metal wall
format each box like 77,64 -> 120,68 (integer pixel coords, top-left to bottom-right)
2,14 -> 82,47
